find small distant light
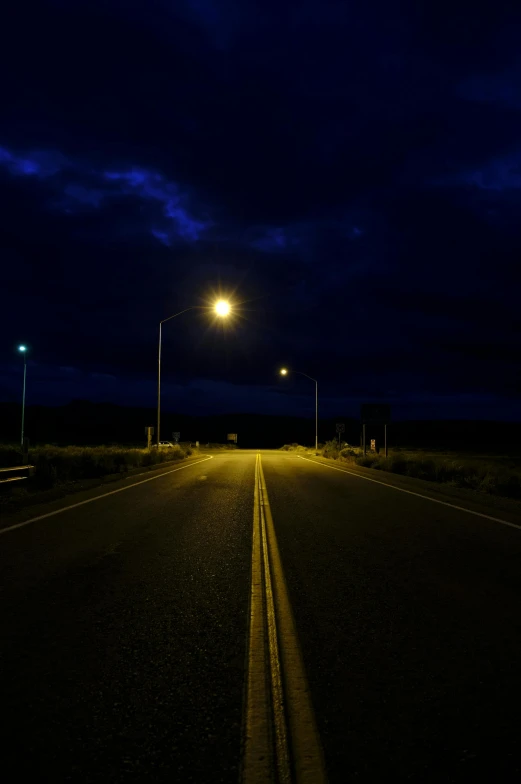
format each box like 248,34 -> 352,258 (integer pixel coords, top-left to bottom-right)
18,345 -> 27,352
215,300 -> 231,317
280,368 -> 288,375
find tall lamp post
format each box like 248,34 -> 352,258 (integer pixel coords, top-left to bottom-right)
156,300 -> 231,446
18,345 -> 28,449
280,368 -> 318,452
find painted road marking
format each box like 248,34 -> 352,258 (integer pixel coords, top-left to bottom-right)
0,456 -> 214,536
243,454 -> 273,783
258,457 -> 327,783
296,455 -> 521,532
259,455 -> 291,784
243,454 -> 327,783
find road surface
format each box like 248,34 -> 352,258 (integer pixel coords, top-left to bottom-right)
1,450 -> 520,782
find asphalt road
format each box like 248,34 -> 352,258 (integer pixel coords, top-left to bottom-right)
1,450 -> 521,782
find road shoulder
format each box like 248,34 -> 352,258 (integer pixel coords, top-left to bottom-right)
0,453 -> 213,531
296,453 -> 521,528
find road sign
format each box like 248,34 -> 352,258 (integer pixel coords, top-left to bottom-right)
360,404 -> 391,425
227,433 -> 238,443
145,426 -> 155,435
173,432 -> 180,443
336,423 -> 345,434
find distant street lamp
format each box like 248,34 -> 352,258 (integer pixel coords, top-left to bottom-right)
280,368 -> 318,452
157,301 -> 231,445
18,345 -> 27,449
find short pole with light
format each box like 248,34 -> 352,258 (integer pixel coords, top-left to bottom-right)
156,300 -> 231,446
280,368 -> 319,453
18,345 -> 28,450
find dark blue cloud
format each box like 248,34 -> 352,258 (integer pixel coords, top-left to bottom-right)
0,146 -> 66,178
0,143 -> 211,244
1,0 -> 521,420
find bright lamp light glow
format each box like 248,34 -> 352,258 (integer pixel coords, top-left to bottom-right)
280,368 -> 288,375
18,345 -> 27,352
214,300 -> 231,317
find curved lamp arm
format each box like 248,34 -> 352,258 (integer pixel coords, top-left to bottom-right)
292,370 -> 318,384
160,306 -> 197,325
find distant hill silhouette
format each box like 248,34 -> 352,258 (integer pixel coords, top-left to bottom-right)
1,400 -> 519,451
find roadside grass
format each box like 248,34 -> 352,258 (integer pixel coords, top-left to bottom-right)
0,443 -> 192,489
354,451 -> 521,498
200,443 -> 238,450
282,440 -> 521,500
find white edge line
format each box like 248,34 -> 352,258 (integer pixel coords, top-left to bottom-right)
296,455 -> 521,532
0,456 -> 214,536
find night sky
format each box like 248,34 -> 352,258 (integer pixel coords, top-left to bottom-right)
1,1 -> 520,421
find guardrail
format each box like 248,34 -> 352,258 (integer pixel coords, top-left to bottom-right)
0,465 -> 35,486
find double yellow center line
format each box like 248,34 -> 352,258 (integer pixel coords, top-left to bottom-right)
243,454 -> 327,783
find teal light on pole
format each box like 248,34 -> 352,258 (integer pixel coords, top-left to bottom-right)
18,345 -> 28,449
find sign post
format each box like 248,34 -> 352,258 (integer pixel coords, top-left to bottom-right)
360,404 -> 391,457
335,422 -> 345,446
145,426 -> 154,449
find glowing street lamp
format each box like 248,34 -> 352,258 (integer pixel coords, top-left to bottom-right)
280,367 -> 318,452
18,345 -> 28,449
156,300 -> 231,445
214,300 -> 231,317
